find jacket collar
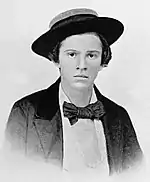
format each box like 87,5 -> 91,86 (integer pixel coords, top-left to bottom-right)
34,76 -> 117,121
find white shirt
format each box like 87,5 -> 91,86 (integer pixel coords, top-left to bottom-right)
59,84 -> 109,175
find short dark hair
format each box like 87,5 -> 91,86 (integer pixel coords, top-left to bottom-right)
48,32 -> 112,67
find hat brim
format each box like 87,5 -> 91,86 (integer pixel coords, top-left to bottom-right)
31,16 -> 124,60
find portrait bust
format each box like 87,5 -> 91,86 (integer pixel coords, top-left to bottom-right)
4,8 -> 143,176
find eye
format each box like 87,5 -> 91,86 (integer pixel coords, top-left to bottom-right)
67,52 -> 77,58
87,53 -> 98,59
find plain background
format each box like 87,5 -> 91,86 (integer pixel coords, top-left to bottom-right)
0,0 -> 150,181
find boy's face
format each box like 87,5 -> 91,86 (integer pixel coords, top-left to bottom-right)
56,33 -> 103,90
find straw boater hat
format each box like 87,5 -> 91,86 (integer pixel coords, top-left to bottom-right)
31,8 -> 124,60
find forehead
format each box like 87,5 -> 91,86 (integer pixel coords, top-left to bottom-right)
60,33 -> 102,50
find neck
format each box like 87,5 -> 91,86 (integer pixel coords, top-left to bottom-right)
61,80 -> 93,107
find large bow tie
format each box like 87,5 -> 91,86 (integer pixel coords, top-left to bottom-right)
63,100 -> 106,125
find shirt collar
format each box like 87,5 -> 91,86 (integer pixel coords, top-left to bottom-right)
59,83 -> 97,108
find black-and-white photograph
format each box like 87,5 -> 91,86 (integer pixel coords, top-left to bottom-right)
0,0 -> 149,182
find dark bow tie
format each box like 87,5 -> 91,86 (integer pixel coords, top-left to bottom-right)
63,100 -> 106,125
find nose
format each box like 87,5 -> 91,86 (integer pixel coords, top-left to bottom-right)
76,55 -> 87,70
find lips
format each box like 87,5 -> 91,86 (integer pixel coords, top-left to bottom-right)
74,75 -> 88,78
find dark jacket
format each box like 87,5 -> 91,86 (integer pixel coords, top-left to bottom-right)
5,77 -> 143,175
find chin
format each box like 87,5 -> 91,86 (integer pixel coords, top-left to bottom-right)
72,82 -> 91,90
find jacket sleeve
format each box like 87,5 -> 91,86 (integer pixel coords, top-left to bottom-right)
121,107 -> 144,170
4,100 -> 29,153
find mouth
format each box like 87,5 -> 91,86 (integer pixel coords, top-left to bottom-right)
74,75 -> 88,78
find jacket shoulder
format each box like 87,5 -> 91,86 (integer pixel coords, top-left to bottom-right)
13,78 -> 58,109
5,89 -> 46,137
16,77 -> 61,107
6,78 -> 60,129
4,85 -> 54,150
15,89 -> 47,108
100,93 -> 129,120
94,84 -> 127,115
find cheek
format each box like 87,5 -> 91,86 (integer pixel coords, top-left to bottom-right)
60,60 -> 76,76
89,67 -> 99,78
88,61 -> 101,75
61,62 -> 75,71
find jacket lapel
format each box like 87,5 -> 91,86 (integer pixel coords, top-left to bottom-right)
94,85 -> 123,174
31,77 -> 63,165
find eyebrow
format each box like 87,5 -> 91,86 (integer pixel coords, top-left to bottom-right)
86,50 -> 101,54
64,49 -> 78,52
64,49 -> 101,53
